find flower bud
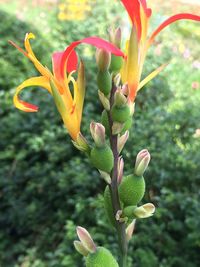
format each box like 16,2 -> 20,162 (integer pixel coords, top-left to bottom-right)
76,226 -> 96,253
99,170 -> 111,184
114,90 -> 127,107
118,157 -> 124,184
97,70 -> 112,96
90,145 -> 114,173
117,130 -> 129,153
74,240 -> 89,256
111,105 -> 130,123
96,49 -> 111,71
86,247 -> 119,267
121,83 -> 129,96
110,55 -> 123,72
135,149 -> 151,176
108,27 -> 122,48
133,203 -> 155,218
119,174 -> 145,206
90,122 -> 106,147
98,90 -> 110,111
126,220 -> 136,242
113,73 -> 121,87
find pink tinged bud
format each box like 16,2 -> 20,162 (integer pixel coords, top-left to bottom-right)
135,149 -> 151,176
90,122 -> 106,147
74,240 -> 89,256
98,90 -> 110,111
96,48 -> 111,71
114,73 -> 121,87
121,83 -> 129,96
117,157 -> 124,184
72,132 -> 90,153
114,27 -> 122,48
133,203 -> 155,218
99,170 -> 111,184
76,226 -> 96,253
126,220 -> 136,242
117,130 -> 129,154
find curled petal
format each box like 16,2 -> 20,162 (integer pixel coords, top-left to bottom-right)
138,62 -> 169,91
14,76 -> 51,112
149,13 -> 200,44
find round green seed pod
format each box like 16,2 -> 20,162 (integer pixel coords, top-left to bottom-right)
111,105 -> 130,123
110,55 -> 123,72
101,110 -> 110,135
104,186 -> 116,227
90,145 -> 114,173
119,174 -> 145,206
121,116 -> 133,134
86,247 -> 119,267
97,70 -> 112,96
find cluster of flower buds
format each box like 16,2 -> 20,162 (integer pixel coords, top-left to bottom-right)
74,226 -> 119,267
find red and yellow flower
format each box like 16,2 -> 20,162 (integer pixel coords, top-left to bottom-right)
10,33 -> 124,140
120,0 -> 200,102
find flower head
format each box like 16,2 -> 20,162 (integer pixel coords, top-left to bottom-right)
10,33 -> 124,140
120,0 -> 200,102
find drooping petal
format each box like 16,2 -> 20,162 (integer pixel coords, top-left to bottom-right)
149,13 -> 200,44
14,76 -> 51,112
60,37 -> 124,79
138,62 -> 168,91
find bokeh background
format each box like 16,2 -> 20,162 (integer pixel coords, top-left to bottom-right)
0,0 -> 200,266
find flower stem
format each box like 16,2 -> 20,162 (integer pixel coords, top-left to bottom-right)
108,83 -> 128,267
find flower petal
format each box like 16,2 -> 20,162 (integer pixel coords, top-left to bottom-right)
149,13 -> 200,44
138,62 -> 168,91
121,0 -> 142,39
14,76 -> 51,112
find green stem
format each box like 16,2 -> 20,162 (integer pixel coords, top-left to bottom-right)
108,84 -> 128,267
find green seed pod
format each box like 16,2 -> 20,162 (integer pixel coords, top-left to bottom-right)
110,55 -> 123,72
104,186 -> 116,227
97,70 -> 112,96
86,247 -> 119,267
101,110 -> 110,135
121,116 -> 133,134
119,174 -> 145,206
90,145 -> 114,173
111,105 -> 130,123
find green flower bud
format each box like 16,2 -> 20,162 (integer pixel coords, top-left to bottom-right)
104,186 -> 116,227
110,55 -> 123,72
119,174 -> 146,206
101,110 -> 110,135
133,203 -> 155,218
86,247 -> 119,267
97,70 -> 112,96
96,49 -> 111,71
90,145 -> 114,173
111,105 -> 130,123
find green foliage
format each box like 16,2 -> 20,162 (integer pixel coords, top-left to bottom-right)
0,2 -> 200,267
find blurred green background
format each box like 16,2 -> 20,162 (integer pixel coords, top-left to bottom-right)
0,0 -> 200,266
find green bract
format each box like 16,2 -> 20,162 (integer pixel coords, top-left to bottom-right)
97,70 -> 112,96
86,247 -> 119,267
119,174 -> 146,206
90,145 -> 114,173
104,186 -> 116,227
110,54 -> 123,72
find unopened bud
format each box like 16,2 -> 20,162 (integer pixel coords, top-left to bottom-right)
121,83 -> 129,96
76,226 -> 96,253
74,240 -> 89,256
90,122 -> 106,147
114,90 -> 127,107
117,157 -> 124,184
117,130 -> 129,153
98,90 -> 110,111
135,149 -> 151,176
126,220 -> 136,242
96,49 -> 111,71
133,203 -> 155,218
108,27 -> 122,48
113,73 -> 121,87
97,70 -> 112,96
99,170 -> 111,184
